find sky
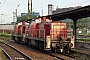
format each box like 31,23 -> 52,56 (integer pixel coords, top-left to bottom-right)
0,0 -> 89,24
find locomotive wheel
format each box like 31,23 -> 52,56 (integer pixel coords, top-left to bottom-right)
38,41 -> 44,50
54,48 -> 57,53
26,39 -> 29,45
64,44 -> 70,53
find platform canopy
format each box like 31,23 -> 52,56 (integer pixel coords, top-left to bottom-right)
46,5 -> 90,21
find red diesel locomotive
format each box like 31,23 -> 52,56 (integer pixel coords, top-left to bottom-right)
12,16 -> 74,53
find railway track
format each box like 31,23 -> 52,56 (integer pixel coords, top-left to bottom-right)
47,53 -> 65,60
0,37 -> 77,60
0,41 -> 32,60
71,49 -> 90,60
47,52 -> 78,60
62,52 -> 76,58
77,34 -> 90,39
0,38 -> 88,60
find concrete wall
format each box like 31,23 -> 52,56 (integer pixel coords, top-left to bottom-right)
0,25 -> 14,34
0,25 -> 14,30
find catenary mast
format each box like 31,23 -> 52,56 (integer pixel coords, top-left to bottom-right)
28,0 -> 32,19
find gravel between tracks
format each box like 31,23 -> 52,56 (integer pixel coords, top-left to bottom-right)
0,37 -> 78,60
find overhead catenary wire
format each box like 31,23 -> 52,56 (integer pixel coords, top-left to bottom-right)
0,0 -> 6,8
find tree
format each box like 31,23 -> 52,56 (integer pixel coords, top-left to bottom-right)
77,17 -> 89,28
17,14 -> 38,22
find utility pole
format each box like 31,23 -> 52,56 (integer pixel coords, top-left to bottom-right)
41,7 -> 43,16
16,5 -> 19,22
13,12 -> 15,22
16,9 -> 17,22
28,0 -> 32,19
13,12 -> 15,28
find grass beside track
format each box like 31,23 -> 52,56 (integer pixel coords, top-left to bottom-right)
0,33 -> 11,37
0,37 -> 10,60
0,48 -> 7,60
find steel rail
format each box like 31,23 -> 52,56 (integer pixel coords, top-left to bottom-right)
0,41 -> 32,60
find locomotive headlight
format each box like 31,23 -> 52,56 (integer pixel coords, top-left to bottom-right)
60,49 -> 63,52
71,36 -> 75,49
26,34 -> 28,36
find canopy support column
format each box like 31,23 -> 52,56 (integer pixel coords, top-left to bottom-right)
72,20 -> 77,49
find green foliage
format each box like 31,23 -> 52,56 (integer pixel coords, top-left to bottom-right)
17,14 -> 37,22
0,48 -> 7,60
77,38 -> 90,42
17,15 -> 28,22
0,33 -> 11,37
61,17 -> 90,29
81,39 -> 90,42
77,17 -> 90,28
